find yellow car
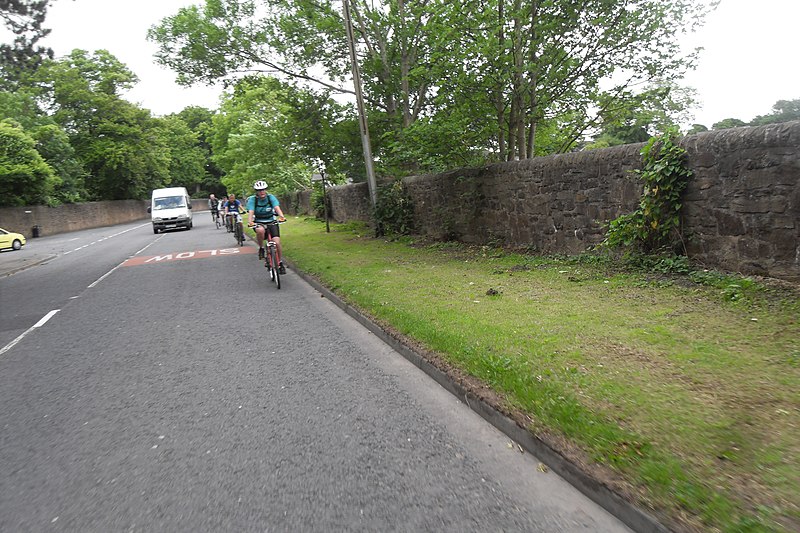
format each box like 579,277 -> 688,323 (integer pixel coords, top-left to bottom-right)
0,228 -> 27,251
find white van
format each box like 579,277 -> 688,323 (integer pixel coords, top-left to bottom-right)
148,187 -> 193,234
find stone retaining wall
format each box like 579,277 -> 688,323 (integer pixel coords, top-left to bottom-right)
282,121 -> 800,281
0,200 -> 211,238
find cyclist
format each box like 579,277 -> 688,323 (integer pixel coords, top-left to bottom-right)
246,180 -> 287,273
208,194 -> 220,223
223,194 -> 244,233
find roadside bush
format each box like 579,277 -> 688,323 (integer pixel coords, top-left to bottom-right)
374,180 -> 415,237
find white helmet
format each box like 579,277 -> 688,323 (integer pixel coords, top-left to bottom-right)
253,180 -> 268,190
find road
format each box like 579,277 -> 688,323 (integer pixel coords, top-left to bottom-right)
0,215 -> 632,531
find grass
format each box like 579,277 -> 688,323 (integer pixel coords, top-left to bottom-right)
282,217 -> 799,533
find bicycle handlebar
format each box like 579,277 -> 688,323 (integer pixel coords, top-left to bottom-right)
249,219 -> 286,227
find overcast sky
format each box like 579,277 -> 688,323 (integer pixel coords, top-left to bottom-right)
38,0 -> 800,127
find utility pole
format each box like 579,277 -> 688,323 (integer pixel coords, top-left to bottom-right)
342,0 -> 378,209
320,167 -> 330,233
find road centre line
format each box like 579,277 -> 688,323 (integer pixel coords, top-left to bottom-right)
2,226 -> 155,356
88,262 -> 125,288
0,309 -> 61,357
135,235 -> 163,255
62,223 -> 150,255
87,236 -> 164,289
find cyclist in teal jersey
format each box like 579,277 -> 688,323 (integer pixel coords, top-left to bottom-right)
246,181 -> 286,272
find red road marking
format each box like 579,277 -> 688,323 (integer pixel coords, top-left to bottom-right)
123,247 -> 256,267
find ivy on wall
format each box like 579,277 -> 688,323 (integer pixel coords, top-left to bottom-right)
603,128 -> 693,252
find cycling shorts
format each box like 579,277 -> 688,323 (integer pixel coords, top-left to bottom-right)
255,221 -> 280,239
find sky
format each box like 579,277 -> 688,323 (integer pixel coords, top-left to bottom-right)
41,0 -> 223,115
36,0 -> 800,127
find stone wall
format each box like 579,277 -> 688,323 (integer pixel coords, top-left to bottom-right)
294,121 -> 800,281
280,189 -> 314,216
680,124 -> 799,279
0,200 -> 151,238
0,199 -> 217,238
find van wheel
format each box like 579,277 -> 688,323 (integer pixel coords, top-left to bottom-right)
153,227 -> 159,234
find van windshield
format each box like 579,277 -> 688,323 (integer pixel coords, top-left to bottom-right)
153,196 -> 186,210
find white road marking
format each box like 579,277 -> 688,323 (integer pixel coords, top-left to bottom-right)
88,262 -> 124,288
62,223 -> 150,256
0,309 -> 61,356
136,236 -> 163,255
87,234 -> 164,288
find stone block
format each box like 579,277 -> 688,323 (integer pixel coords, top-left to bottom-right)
713,210 -> 746,236
691,151 -> 717,168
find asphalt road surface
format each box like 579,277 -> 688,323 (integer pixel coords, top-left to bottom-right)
0,216 -> 632,531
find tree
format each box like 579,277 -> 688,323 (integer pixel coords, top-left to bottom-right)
209,75 -> 360,194
750,98 -> 800,126
150,0 -> 716,171
0,0 -> 56,85
0,119 -> 58,206
30,123 -> 86,203
712,118 -> 747,130
0,89 -> 86,203
0,87 -> 45,129
33,50 -> 171,199
174,106 -> 225,195
686,124 -> 708,135
585,83 -> 697,149
211,76 -> 306,195
278,84 -> 362,182
447,0 -> 716,158
157,115 -> 208,195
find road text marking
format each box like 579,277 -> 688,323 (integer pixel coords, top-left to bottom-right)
122,247 -> 256,267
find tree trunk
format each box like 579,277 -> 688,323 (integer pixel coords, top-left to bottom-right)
495,0 -> 506,160
398,0 -> 412,128
526,0 -> 540,158
512,0 -> 525,160
508,99 -> 517,160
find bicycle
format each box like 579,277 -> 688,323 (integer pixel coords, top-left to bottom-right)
232,212 -> 245,246
211,208 -> 221,228
224,213 -> 235,233
251,221 -> 285,289
215,211 -> 222,229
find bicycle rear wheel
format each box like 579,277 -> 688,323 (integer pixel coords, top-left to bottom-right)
268,245 -> 280,289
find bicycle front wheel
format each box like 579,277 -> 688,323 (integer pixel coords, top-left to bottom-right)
235,224 -> 244,246
268,245 -> 280,289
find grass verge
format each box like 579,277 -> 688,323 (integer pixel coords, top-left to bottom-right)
283,217 -> 799,533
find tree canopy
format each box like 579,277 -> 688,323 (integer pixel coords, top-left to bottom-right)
0,0 -> 54,83
0,119 -> 59,206
149,0 -> 717,170
0,47 -> 225,205
2,0 -> 796,209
